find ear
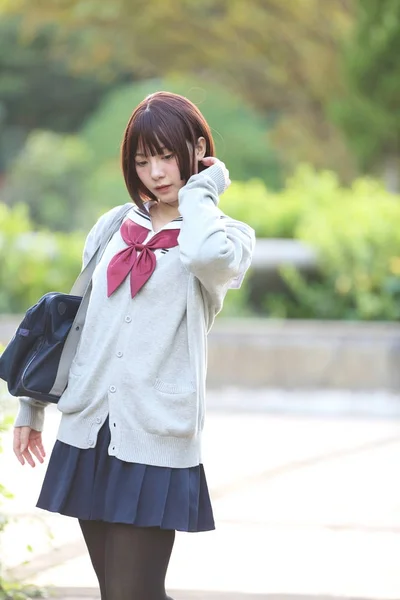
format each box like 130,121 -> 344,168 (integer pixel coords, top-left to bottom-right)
195,137 -> 207,161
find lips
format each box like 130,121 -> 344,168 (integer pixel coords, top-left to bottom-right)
155,185 -> 171,193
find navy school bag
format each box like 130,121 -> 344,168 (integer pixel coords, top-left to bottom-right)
0,203 -> 133,404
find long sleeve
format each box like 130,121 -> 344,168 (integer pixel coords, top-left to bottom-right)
178,164 -> 255,296
14,396 -> 47,431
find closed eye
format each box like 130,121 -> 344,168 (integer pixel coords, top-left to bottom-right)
135,153 -> 173,167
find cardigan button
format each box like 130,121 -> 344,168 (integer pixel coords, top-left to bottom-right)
124,316 -> 132,323
88,439 -> 94,447
109,385 -> 116,393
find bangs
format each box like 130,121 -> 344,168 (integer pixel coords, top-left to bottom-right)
132,109 -> 195,178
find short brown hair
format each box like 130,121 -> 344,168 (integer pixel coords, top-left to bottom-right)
121,91 -> 215,211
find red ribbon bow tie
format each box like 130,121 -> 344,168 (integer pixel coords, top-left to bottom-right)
107,220 -> 180,298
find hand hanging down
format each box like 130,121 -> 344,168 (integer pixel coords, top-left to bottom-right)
13,426 -> 45,467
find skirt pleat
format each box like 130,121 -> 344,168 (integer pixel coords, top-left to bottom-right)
37,417 -> 215,532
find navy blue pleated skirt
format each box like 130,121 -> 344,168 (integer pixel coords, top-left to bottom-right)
37,417 -> 215,532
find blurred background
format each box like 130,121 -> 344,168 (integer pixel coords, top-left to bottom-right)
1,1 -> 400,599
0,0 -> 400,322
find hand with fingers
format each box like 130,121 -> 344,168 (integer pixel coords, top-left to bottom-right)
200,157 -> 231,192
13,426 -> 46,467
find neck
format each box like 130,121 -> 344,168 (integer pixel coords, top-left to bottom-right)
150,201 -> 180,222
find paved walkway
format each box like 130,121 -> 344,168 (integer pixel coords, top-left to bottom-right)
1,388 -> 400,599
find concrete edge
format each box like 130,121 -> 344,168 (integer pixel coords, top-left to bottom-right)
42,588 -> 368,600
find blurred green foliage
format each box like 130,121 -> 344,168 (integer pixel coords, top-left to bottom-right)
2,165 -> 400,320
2,131 -> 93,232
330,0 -> 400,182
1,0 -> 358,182
0,203 -> 83,313
82,77 -> 282,189
0,15 -> 122,173
2,1 -> 400,187
223,165 -> 400,320
220,164 -> 346,238
0,583 -> 46,600
281,177 -> 400,320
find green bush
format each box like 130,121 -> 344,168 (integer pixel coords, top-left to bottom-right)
220,165 -> 400,320
0,203 -> 83,313
2,131 -> 93,232
280,176 -> 400,320
1,128 -> 128,233
219,163 -> 345,238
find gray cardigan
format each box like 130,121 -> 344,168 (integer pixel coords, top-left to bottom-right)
15,164 -> 255,468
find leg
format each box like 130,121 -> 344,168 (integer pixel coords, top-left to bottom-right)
105,523 -> 175,600
79,519 -> 108,600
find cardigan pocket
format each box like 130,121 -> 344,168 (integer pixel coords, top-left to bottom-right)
57,372 -> 88,414
136,378 -> 198,438
69,357 -> 84,376
153,378 -> 196,395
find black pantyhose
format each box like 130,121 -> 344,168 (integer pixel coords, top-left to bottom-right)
79,519 -> 175,600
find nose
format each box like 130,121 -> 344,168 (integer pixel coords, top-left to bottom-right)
150,158 -> 165,180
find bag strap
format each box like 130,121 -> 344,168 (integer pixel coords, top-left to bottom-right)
49,203 -> 134,398
69,202 -> 133,297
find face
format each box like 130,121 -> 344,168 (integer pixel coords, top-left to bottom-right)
134,145 -> 185,205
134,138 -> 206,205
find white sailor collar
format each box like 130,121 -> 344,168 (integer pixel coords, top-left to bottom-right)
127,202 -> 183,232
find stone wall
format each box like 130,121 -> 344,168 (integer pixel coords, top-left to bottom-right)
207,319 -> 400,390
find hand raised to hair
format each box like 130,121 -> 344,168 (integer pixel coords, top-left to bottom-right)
200,157 -> 231,193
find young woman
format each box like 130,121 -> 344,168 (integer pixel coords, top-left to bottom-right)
12,91 -> 255,600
